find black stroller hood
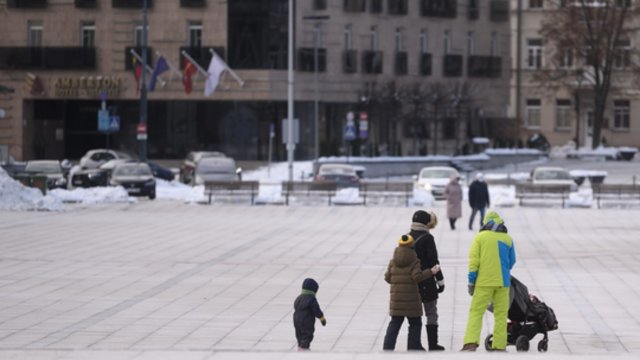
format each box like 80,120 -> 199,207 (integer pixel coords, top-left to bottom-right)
508,276 -> 531,322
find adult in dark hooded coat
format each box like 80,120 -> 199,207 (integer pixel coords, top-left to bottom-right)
468,173 -> 490,230
409,210 -> 446,351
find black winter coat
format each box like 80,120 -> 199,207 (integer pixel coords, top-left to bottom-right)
468,180 -> 490,209
411,229 -> 444,303
293,293 -> 324,333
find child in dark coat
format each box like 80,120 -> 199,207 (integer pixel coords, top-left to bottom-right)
293,278 -> 326,350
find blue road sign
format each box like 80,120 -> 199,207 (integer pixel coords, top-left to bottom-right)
98,110 -> 110,132
109,116 -> 120,132
344,123 -> 356,141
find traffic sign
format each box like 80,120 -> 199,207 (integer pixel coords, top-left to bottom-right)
137,123 -> 147,140
359,111 -> 368,140
98,110 -> 110,132
344,123 -> 356,141
109,116 -> 120,132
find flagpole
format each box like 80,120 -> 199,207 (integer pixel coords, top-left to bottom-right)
138,0 -> 148,162
286,0 -> 295,183
180,50 -> 208,77
208,48 -> 245,87
131,49 -> 166,87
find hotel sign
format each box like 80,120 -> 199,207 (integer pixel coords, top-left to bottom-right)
54,76 -> 122,97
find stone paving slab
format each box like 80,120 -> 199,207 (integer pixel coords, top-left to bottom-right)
0,201 -> 639,359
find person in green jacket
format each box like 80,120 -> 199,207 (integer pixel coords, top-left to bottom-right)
460,211 -> 516,352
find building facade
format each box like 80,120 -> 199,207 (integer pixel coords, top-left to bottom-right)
0,0 -> 512,162
509,0 -> 640,149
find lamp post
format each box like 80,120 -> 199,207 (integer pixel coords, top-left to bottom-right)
138,0 -> 149,161
286,0 -> 294,182
302,15 -> 329,166
574,69 -> 584,149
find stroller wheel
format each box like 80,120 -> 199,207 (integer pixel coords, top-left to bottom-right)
515,335 -> 530,352
484,334 -> 493,351
537,339 -> 548,352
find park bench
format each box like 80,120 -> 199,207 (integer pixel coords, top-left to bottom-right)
515,184 -> 572,207
592,184 -> 640,209
204,180 -> 259,205
359,181 -> 413,206
282,181 -> 337,205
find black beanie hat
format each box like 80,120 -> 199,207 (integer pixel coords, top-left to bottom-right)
412,210 -> 431,225
302,278 -> 319,293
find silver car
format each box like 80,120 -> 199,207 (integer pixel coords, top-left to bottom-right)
79,149 -> 132,169
193,157 -> 240,185
110,162 -> 156,199
24,160 -> 67,189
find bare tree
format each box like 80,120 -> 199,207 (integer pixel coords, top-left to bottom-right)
539,0 -> 640,148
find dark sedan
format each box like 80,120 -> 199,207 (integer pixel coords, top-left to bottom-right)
314,164 -> 360,188
110,162 -> 156,199
70,168 -> 109,188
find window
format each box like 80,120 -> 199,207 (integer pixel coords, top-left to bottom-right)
313,24 -> 323,48
188,21 -> 203,48
313,0 -> 327,10
557,48 -> 573,68
370,0 -> 383,13
395,28 -> 404,52
28,21 -> 43,47
613,100 -> 630,129
614,39 -> 631,69
490,31 -> 498,56
81,21 -> 95,48
529,0 -> 543,8
526,99 -> 541,128
555,99 -> 572,129
389,0 -> 408,15
468,0 -> 479,19
420,29 -> 429,54
443,30 -> 451,55
527,38 -> 542,69
344,25 -> 353,50
467,31 -> 475,55
370,26 -> 378,50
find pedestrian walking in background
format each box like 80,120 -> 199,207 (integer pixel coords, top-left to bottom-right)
461,211 -> 516,352
444,174 -> 463,230
468,173 -> 490,230
383,234 -> 441,351
293,278 -> 326,351
409,210 -> 446,351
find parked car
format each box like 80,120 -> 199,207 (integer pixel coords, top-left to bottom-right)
530,166 -> 577,191
415,166 -> 460,199
110,162 -> 156,199
193,157 -> 240,185
70,167 -> 109,188
79,149 -> 133,169
23,160 -> 67,189
180,151 -> 226,184
314,164 -> 360,188
148,161 -> 175,181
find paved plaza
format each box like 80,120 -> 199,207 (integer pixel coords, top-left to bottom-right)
0,199 -> 639,359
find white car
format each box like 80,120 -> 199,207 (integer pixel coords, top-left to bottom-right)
79,149 -> 133,169
415,166 -> 460,200
194,157 -> 240,185
530,167 -> 577,191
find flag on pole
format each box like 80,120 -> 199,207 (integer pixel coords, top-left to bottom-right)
204,54 -> 227,96
132,57 -> 143,94
149,56 -> 170,91
182,58 -> 197,95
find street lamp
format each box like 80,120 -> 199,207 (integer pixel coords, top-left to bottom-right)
138,0 -> 149,161
287,0 -> 294,182
302,15 -> 329,167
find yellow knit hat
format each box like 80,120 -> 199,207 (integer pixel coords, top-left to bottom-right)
398,234 -> 414,247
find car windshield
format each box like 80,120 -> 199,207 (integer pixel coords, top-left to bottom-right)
115,151 -> 134,160
319,165 -> 356,176
194,152 -> 225,162
113,164 -> 152,176
197,159 -> 235,174
420,169 -> 456,179
534,170 -> 571,181
25,162 -> 61,174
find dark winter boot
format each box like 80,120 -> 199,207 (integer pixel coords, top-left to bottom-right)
407,317 -> 426,351
427,324 -> 445,351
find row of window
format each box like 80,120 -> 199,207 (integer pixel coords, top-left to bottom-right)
525,99 -> 631,130
8,0 -> 206,9
525,38 -> 632,69
313,0 -> 509,21
526,0 -> 631,9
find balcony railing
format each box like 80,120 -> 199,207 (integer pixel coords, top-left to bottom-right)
490,0 -> 509,22
421,0 -> 457,18
7,0 -> 47,8
394,52 -> 408,75
489,56 -> 502,77
388,0 -> 408,15
112,0 -> 153,9
443,54 -> 463,77
125,47 -> 154,70
0,47 -> 96,70
344,0 -> 366,12
297,48 -> 327,72
75,0 -> 96,7
179,46 -> 225,69
343,50 -> 358,73
362,50 -> 383,74
180,0 -> 205,7
420,53 -> 432,76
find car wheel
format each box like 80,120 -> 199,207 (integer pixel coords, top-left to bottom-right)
149,191 -> 156,200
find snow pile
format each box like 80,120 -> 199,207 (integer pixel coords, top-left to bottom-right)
243,161 -> 314,181
0,167 -> 64,211
550,142 -> 576,158
254,181 -> 285,204
489,185 -> 517,207
332,188 -> 363,205
410,188 -> 435,207
48,187 -> 132,204
567,188 -> 593,208
155,179 -> 207,203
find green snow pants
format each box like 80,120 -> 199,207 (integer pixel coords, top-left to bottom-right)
463,286 -> 510,350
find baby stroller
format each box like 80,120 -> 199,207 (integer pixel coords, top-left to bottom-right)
485,276 -> 558,352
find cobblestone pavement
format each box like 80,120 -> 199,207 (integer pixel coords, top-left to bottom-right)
0,201 -> 639,359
